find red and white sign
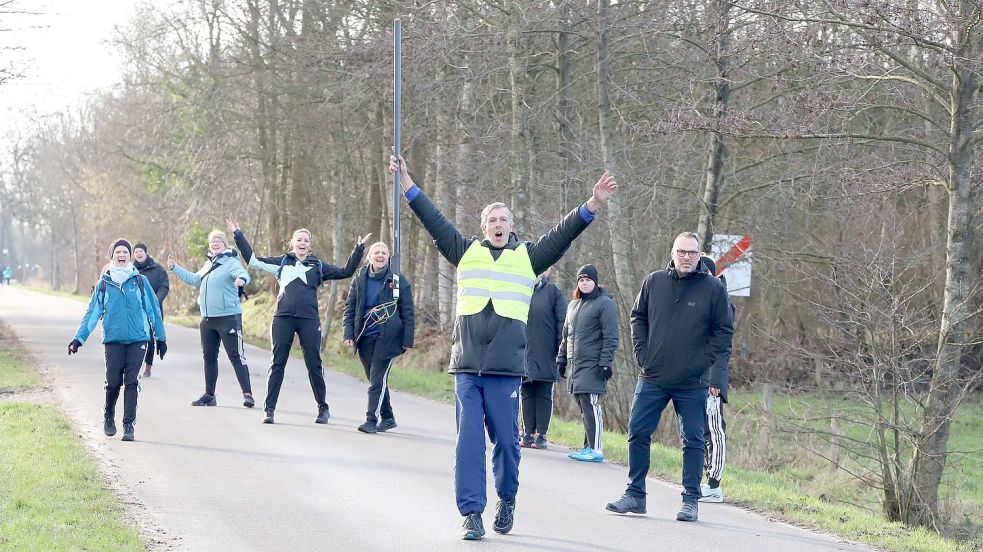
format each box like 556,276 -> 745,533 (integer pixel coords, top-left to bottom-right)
710,234 -> 752,296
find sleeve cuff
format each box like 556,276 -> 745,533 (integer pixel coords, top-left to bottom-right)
405,185 -> 420,202
578,204 -> 595,223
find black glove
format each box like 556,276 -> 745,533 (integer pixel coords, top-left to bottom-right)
68,339 -> 82,355
601,366 -> 613,380
558,363 -> 567,379
156,340 -> 167,360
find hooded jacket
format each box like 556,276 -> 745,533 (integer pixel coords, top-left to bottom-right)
558,287 -> 619,394
74,268 -> 167,345
524,276 -> 566,382
407,187 -> 591,377
630,260 -> 734,389
134,256 -> 170,311
171,250 -> 251,318
234,229 -> 364,320
343,264 -> 415,360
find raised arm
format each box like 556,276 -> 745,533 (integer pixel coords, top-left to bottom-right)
230,224 -> 281,275
169,254 -> 203,288
320,239 -> 367,281
390,155 -> 472,266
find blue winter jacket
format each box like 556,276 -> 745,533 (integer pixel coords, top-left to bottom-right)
171,250 -> 250,317
74,268 -> 167,345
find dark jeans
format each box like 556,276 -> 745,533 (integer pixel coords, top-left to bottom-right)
265,316 -> 325,412
357,336 -> 395,423
519,380 -> 554,436
104,342 -> 146,424
625,379 -> 707,503
200,314 -> 251,396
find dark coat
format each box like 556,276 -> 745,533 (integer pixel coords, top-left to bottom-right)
343,264 -> 415,360
630,261 -> 734,390
134,256 -> 170,313
234,229 -> 364,320
558,288 -> 619,394
524,277 -> 566,382
408,187 -> 591,377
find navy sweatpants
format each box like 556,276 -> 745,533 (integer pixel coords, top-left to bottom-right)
454,373 -> 522,515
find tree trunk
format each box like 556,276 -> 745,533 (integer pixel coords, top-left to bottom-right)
556,0 -> 576,289
507,0 -> 528,236
696,0 -> 732,253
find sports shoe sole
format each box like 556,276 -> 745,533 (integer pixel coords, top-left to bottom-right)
243,396 -> 255,408
605,503 -> 646,514
462,531 -> 483,541
698,495 -> 723,503
121,434 -> 134,442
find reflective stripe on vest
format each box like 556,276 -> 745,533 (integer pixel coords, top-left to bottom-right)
456,241 -> 536,323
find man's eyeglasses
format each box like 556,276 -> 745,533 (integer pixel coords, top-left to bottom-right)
675,250 -> 700,258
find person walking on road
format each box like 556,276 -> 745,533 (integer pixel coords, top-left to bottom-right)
168,230 -> 255,408
231,219 -> 367,425
519,266 -> 565,450
133,242 -> 170,378
558,264 -> 619,463
69,239 -> 167,442
390,153 -> 617,541
605,232 -> 733,523
343,241 -> 415,434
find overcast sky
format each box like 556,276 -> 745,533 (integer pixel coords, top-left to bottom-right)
1,0 -> 138,141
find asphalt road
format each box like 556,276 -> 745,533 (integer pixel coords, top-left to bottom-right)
0,286 -> 870,551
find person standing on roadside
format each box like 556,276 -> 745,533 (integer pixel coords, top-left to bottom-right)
133,242 -> 169,377
519,266 -> 565,450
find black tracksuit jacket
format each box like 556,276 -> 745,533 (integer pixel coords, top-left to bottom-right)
343,265 -> 415,360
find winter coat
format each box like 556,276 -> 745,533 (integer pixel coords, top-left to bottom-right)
234,230 -> 364,320
524,277 -> 566,382
134,256 -> 170,313
407,186 -> 592,377
171,250 -> 251,318
74,268 -> 167,345
343,264 -> 415,360
558,288 -> 619,394
630,261 -> 734,389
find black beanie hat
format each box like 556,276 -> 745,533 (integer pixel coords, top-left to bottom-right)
133,242 -> 148,253
577,264 -> 599,285
108,239 -> 132,258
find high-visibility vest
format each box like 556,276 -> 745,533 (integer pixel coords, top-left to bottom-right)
456,241 -> 536,323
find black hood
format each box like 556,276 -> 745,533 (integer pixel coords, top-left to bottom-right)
134,256 -> 157,270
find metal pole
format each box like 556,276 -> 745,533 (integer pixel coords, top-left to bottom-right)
392,18 -> 402,298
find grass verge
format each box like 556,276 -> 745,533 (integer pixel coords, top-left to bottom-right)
0,322 -> 41,389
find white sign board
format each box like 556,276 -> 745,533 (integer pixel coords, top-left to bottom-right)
710,234 -> 752,297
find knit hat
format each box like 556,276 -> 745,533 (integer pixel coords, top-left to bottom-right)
108,239 -> 132,258
577,264 -> 599,285
133,242 -> 148,253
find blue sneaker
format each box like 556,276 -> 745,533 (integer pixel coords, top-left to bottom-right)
570,448 -> 604,463
567,447 -> 590,459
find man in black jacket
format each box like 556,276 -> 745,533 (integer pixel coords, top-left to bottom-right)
390,154 -> 616,541
605,232 -> 733,522
133,242 -> 170,377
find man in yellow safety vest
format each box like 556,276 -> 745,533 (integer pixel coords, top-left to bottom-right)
389,154 -> 617,541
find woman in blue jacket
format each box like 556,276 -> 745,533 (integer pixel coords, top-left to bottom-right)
69,239 -> 167,442
229,218 -> 367,425
168,229 -> 254,408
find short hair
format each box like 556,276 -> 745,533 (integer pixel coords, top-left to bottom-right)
673,232 -> 700,248
480,202 -> 513,227
292,228 -> 313,241
207,230 -> 228,245
367,242 -> 390,260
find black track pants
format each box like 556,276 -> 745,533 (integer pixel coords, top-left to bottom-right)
519,380 -> 554,436
357,336 -> 395,423
265,316 -> 325,411
200,315 -> 251,396
104,342 -> 146,424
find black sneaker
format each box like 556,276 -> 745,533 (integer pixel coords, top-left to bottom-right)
376,418 -> 397,432
533,435 -> 548,449
121,423 -> 135,441
103,418 -> 117,437
605,494 -> 646,514
676,501 -> 698,522
191,393 -> 217,406
315,405 -> 330,424
520,434 -> 534,448
243,393 -> 255,408
493,498 -> 515,534
357,421 -> 378,433
461,512 -> 485,541
261,410 -> 275,424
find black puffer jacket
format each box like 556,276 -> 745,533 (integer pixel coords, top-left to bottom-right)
343,264 -> 415,360
630,261 -> 734,389
234,230 -> 364,320
524,276 -> 566,382
558,288 -> 619,394
134,256 -> 170,314
408,187 -> 591,377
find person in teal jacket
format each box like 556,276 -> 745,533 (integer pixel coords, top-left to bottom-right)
168,229 -> 255,408
69,239 -> 167,442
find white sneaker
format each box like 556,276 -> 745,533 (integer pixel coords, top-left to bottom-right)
699,484 -> 723,503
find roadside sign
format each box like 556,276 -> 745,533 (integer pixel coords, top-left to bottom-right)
711,234 -> 752,296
